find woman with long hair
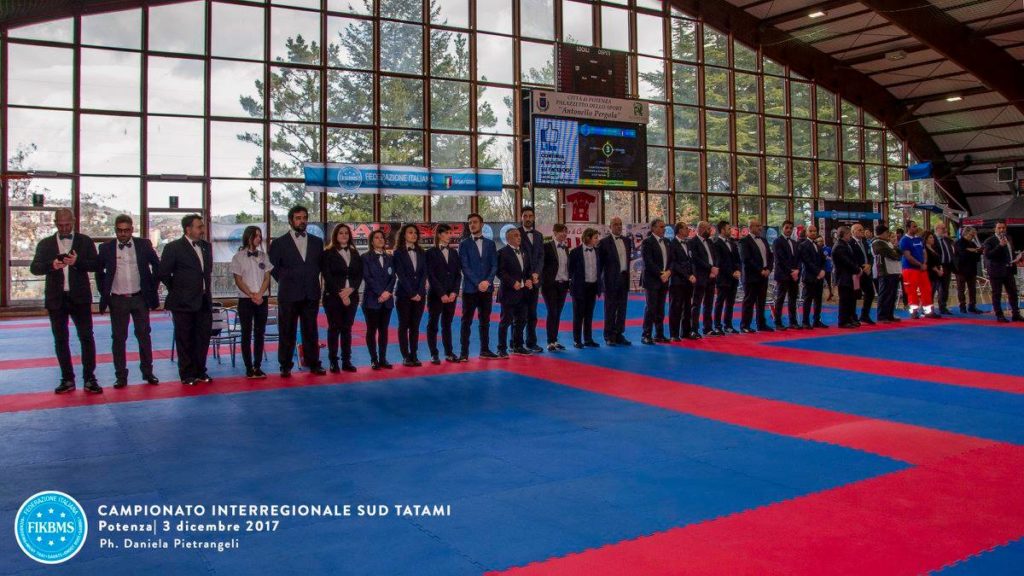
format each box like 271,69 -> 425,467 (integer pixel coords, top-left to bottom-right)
393,223 -> 427,367
425,223 -> 462,364
229,225 -> 273,379
361,229 -> 396,370
923,230 -> 944,318
321,223 -> 363,373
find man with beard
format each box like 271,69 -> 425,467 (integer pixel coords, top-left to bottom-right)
797,224 -> 828,329
687,221 -> 718,338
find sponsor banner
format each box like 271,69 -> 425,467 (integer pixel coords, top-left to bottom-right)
304,164 -> 502,197
531,90 -> 649,124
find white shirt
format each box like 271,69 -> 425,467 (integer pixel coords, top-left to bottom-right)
112,240 -> 141,295
56,233 -> 73,291
583,247 -> 598,282
187,236 -> 204,271
614,235 -> 627,272
753,236 -> 767,267
292,230 -> 308,261
408,249 -> 418,272
512,247 -> 524,271
473,235 -> 484,257
657,236 -> 668,271
441,246 -> 450,264
229,249 -> 273,297
555,244 -> 569,282
338,248 -> 352,289
702,237 -> 714,263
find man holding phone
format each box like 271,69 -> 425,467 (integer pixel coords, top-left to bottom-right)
30,208 -> 101,394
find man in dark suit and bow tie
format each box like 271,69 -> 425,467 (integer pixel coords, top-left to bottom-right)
496,228 -> 533,357
569,228 -> 602,348
772,220 -> 801,330
268,205 -> 326,377
850,223 -> 876,325
640,219 -> 672,344
459,213 -> 499,361
687,221 -> 718,338
598,216 -> 633,346
798,224 -> 828,329
30,208 -> 101,394
96,214 -> 161,388
541,223 -> 572,351
712,221 -> 741,336
933,223 -> 957,315
668,222 -> 696,341
738,218 -> 774,333
984,221 -> 1024,322
159,214 -> 213,386
518,206 -> 546,353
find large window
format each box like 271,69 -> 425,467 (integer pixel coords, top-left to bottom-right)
1,1 -> 908,303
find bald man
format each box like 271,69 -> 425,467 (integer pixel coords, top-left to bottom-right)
738,219 -> 774,333
598,216 -> 633,346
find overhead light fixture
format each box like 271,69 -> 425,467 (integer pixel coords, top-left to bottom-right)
809,11 -> 827,18
885,50 -> 907,61
945,95 -> 963,102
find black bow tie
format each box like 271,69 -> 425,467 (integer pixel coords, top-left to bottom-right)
247,251 -> 259,257
513,248 -> 521,255
119,242 -> 132,250
408,248 -> 416,252
192,241 -> 200,247
585,248 -> 594,253
294,231 -> 306,238
59,234 -> 72,240
473,236 -> 483,241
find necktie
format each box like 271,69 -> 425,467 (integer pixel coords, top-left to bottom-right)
119,242 -> 132,250
247,251 -> 258,257
940,239 -> 949,263
59,234 -> 72,240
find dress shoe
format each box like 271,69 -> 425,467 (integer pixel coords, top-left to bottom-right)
617,338 -> 632,346
1013,315 -> 1024,323
496,350 -> 510,359
925,312 -> 941,319
641,337 -> 655,345
379,361 -> 394,369
711,329 -> 725,336
759,326 -> 775,333
403,358 -> 418,367
457,354 -> 469,363
723,326 -> 739,335
280,369 -> 292,378
959,306 -> 968,313
860,318 -> 876,326
813,321 -> 829,329
253,368 -> 267,378
431,355 -> 441,365
370,361 -> 381,370
850,321 -> 861,328
329,362 -> 341,374
54,380 -> 75,394
800,323 -> 813,330
740,327 -> 755,334
670,337 -> 682,342
512,347 -> 532,356
445,354 -> 460,363
142,374 -> 160,385
839,323 -> 857,329
654,336 -> 670,344
584,341 -> 600,348
182,378 -> 198,386
687,331 -> 702,340
940,308 -> 952,315
113,379 -> 128,389
528,345 -> 544,354
84,380 -> 103,394
480,350 -> 499,360
574,342 -> 585,349
889,317 -> 902,322
996,316 -> 1010,323
310,367 -> 328,375
555,343 -> 566,351
604,340 -> 618,347
911,310 -> 921,319
969,307 -> 984,314
775,324 -> 788,331
342,363 -> 357,372
547,343 -> 559,352
246,369 -> 257,379
197,374 -> 213,383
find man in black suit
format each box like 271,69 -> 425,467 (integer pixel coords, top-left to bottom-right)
832,226 -> 862,329
569,228 -> 602,348
96,214 -> 161,388
712,221 -> 741,336
269,205 -> 326,376
955,226 -> 983,314
541,223 -> 571,351
687,221 -> 718,338
640,219 -> 672,345
798,224 -> 828,329
159,213 -> 213,386
598,216 -> 632,346
933,223 -> 957,315
30,208 -> 101,394
668,223 -> 696,341
496,228 -> 533,357
738,219 -> 774,333
983,221 -> 1024,322
425,223 -> 462,364
772,220 -> 801,330
850,223 -> 876,325
517,206 -> 546,353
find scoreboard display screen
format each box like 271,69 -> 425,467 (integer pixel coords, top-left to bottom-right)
532,115 -> 647,189
556,44 -> 630,98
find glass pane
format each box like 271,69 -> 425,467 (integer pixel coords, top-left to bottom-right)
648,147 -> 668,190
818,161 -> 838,200
329,194 -> 375,222
271,8 -> 321,65
521,0 -> 555,40
738,195 -> 760,224
765,157 -> 788,197
380,129 -> 424,164
9,19 -> 74,43
705,110 -> 730,151
81,48 -> 141,112
648,103 -> 667,146
793,160 -> 812,198
148,181 -> 203,209
865,129 -> 883,163
675,193 -> 700,224
480,188 -> 516,222
866,165 -> 882,201
764,117 -> 786,156
328,16 -> 375,70
887,168 -> 905,201
270,67 -> 321,122
672,63 -> 698,104
736,155 -> 760,195
381,22 -> 423,74
866,113 -> 882,129
7,178 -> 72,208
432,0 -> 469,28
647,193 -> 669,222
704,67 -> 730,108
886,132 -> 904,164
764,57 -> 785,76
841,100 -> 860,125
671,18 -> 697,61
707,196 -> 731,225
148,56 -> 205,115
382,0 -> 422,22
211,179 -> 264,226
212,3 -> 265,61
703,27 -> 728,67
79,177 -> 141,238
270,123 -> 321,178
431,134 -> 472,167
636,13 -> 664,57
604,190 -> 633,224
673,105 -> 699,148
6,108 -> 73,172
602,7 -> 629,51
736,113 -> 760,154
430,30 -> 471,79
817,123 -> 837,160
211,121 -> 263,178
767,198 -> 789,227
148,212 -> 204,255
842,125 -> 861,161
431,80 -> 471,130
735,72 -> 758,112
380,76 -> 423,128
795,201 -> 813,228
270,182 -> 321,238
521,41 -> 554,85
734,42 -> 757,71
477,34 -> 514,84
531,188 -> 558,225
81,9 -> 141,49
674,151 -> 700,192
790,81 -> 811,118
478,85 -> 515,134
431,194 -> 472,222
816,88 -> 836,121
381,196 -> 424,221
763,75 -> 786,115
211,60 -> 264,118
10,210 -> 58,261
477,0 -> 513,34
478,135 -> 516,184
7,44 -> 73,108
562,1 -> 593,46
637,57 -> 665,101
80,115 -> 141,175
327,127 -> 375,162
328,0 -> 374,15
149,2 -> 205,55
706,152 -> 731,193
791,119 -> 812,158
328,70 -> 374,124
10,266 -> 46,302
148,116 -> 205,175
843,164 -> 862,201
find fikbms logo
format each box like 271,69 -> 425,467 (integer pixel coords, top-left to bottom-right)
14,491 -> 88,564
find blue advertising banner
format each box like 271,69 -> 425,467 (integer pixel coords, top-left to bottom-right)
304,163 -> 503,197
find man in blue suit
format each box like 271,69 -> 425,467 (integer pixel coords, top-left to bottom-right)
517,206 -> 546,353
96,214 -> 161,388
268,205 -> 326,377
459,213 -> 499,361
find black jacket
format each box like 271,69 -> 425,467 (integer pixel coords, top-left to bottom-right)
269,231 -> 324,303
426,246 -> 462,297
687,236 -> 716,286
158,236 -> 212,312
983,235 -> 1017,279
497,245 -> 532,305
597,234 -> 632,292
640,234 -> 671,290
713,236 -> 740,286
321,246 -> 363,302
955,238 -> 982,278
96,237 -> 161,313
832,241 -> 860,289
669,238 -> 694,287
30,232 -> 99,310
739,235 -> 774,283
393,247 -> 427,299
798,238 -> 827,282
568,245 -> 602,300
773,236 -> 801,282
541,240 -> 571,289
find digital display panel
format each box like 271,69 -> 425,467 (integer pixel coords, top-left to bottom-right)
532,116 -> 647,189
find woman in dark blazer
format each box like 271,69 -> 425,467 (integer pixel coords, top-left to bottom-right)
923,230 -> 945,311
955,226 -> 983,313
425,223 -> 462,365
322,223 -> 363,373
361,229 -> 397,370
393,223 -> 428,367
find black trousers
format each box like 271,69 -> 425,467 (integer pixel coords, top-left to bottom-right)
991,275 -> 1021,318
933,271 -> 952,311
542,281 -> 569,344
460,290 -> 493,356
668,282 -> 693,338
498,299 -> 527,351
426,292 -> 456,357
774,277 -> 799,325
858,273 -> 876,321
602,273 -> 629,342
237,298 -> 269,370
691,282 -> 714,333
642,284 -> 668,338
956,273 -> 978,310
838,285 -> 858,325
802,280 -> 823,325
109,293 -> 152,380
172,303 -> 211,381
877,274 -> 900,321
49,292 -> 97,382
741,277 -> 769,329
713,280 -> 737,330
573,283 -> 599,344
278,298 -> 320,371
397,296 -> 426,360
323,295 -> 357,365
363,305 -> 393,363
524,284 -> 540,347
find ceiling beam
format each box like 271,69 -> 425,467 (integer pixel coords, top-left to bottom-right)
930,121 -> 1024,137
841,44 -> 931,67
666,0 -> 970,210
858,0 -> 1024,116
882,70 -> 970,89
899,86 -> 991,106
761,0 -> 858,27
912,101 -> 1012,119
948,143 -> 1024,155
786,8 -> 872,34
